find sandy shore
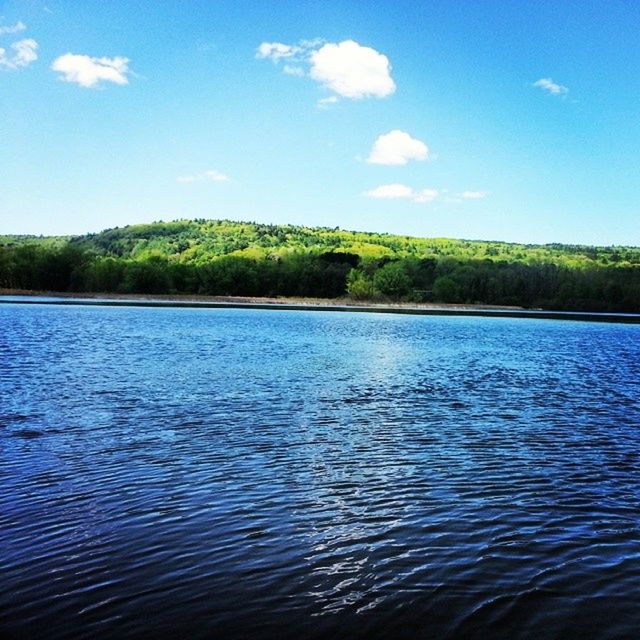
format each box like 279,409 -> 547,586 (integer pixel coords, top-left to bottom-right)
2,289 -> 639,323
0,289 -> 523,311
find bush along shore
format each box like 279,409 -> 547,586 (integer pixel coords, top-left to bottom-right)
1,219 -> 639,312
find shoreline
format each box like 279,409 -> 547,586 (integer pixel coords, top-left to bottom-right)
1,289 -> 639,324
0,288 -> 525,310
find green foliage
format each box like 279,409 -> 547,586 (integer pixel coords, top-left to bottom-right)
346,269 -> 374,299
433,276 -> 461,303
1,218 -> 639,312
372,262 -> 412,299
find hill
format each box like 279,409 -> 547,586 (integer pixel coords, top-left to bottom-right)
1,219 -> 639,311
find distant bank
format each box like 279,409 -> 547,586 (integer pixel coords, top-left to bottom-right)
2,290 -> 639,324
2,219 -> 639,313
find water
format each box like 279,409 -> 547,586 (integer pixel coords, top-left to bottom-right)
1,303 -> 639,639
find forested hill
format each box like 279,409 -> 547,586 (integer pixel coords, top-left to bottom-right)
1,219 -> 639,311
3,219 -> 638,266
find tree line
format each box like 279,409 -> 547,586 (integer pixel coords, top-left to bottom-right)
1,242 -> 638,311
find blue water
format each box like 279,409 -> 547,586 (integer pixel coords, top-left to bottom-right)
1,303 -> 639,639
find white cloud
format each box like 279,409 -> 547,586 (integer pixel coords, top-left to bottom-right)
51,53 -> 130,88
256,42 -> 296,61
460,190 -> 487,200
12,38 -> 37,65
0,21 -> 26,35
0,22 -> 38,71
310,40 -> 395,99
364,183 -> 414,199
317,95 -> 339,109
364,183 -> 439,203
413,188 -> 439,203
203,170 -> 230,182
363,186 -> 485,204
177,170 -> 230,184
255,38 -> 324,63
533,77 -> 568,95
0,38 -> 38,69
367,129 -> 428,165
257,38 -> 395,101
445,190 -> 489,203
283,64 -> 304,76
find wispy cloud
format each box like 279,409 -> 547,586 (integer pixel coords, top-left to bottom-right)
51,53 -> 130,88
533,77 -> 568,95
0,21 -> 37,71
317,95 -> 339,109
255,39 -> 323,63
0,21 -> 26,35
256,42 -> 297,61
283,64 -> 304,77
365,185 -> 487,204
367,130 -> 429,165
257,38 -> 395,100
364,183 -> 414,199
364,184 -> 438,203
445,190 -> 489,203
413,188 -> 439,203
460,190 -> 488,200
177,170 -> 231,184
0,38 -> 38,70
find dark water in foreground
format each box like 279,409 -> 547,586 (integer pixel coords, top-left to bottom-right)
1,304 -> 639,639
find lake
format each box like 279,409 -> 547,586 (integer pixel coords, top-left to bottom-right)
1,303 -> 639,639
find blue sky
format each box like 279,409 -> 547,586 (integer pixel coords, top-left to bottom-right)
1,0 -> 639,245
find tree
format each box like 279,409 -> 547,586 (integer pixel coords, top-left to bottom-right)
346,269 -> 374,299
433,275 -> 461,303
373,262 -> 411,299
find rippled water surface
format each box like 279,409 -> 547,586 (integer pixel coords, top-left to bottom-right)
1,303 -> 639,639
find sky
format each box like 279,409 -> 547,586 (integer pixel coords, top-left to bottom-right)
1,0 -> 639,245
